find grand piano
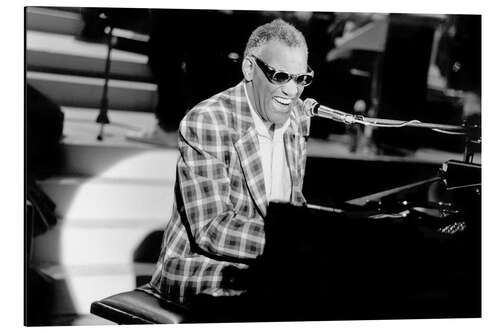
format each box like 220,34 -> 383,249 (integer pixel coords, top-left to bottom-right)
256,158 -> 481,321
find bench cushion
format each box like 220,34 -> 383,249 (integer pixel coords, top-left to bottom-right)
90,289 -> 189,324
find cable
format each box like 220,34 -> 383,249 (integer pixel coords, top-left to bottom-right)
354,119 -> 422,128
432,129 -> 466,135
351,118 -> 467,136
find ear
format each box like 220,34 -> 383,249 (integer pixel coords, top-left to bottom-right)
242,57 -> 254,82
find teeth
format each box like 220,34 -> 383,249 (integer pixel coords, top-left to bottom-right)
275,97 -> 291,105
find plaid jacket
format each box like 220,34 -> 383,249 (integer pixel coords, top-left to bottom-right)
148,81 -> 310,303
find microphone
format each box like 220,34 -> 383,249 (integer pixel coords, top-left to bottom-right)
303,98 -> 357,124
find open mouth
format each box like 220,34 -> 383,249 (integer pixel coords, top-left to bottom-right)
273,96 -> 292,107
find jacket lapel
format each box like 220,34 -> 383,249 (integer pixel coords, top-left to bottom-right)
284,126 -> 301,205
234,129 -> 268,218
231,82 -> 268,218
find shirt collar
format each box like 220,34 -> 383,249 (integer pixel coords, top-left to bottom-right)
244,83 -> 290,139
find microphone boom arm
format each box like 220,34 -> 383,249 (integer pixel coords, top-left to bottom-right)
305,98 -> 465,133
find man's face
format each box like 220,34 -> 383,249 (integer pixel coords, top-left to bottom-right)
246,40 -> 308,128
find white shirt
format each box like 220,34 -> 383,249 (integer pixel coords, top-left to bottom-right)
244,84 -> 292,202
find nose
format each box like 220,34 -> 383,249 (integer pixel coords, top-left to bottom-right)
281,79 -> 300,97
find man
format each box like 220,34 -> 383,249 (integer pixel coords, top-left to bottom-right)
146,18 -> 314,310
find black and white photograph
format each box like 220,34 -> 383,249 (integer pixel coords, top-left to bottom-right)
20,1 -> 489,329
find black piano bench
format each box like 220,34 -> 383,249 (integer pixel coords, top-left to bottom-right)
90,288 -> 189,324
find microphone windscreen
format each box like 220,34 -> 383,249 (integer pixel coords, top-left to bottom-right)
303,98 -> 318,117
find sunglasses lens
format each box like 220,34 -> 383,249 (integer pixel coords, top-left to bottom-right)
272,71 -> 292,84
296,74 -> 313,86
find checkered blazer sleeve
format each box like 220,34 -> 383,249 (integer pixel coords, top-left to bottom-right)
176,105 -> 265,261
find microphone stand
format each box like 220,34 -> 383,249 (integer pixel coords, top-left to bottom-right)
353,115 -> 464,132
309,102 -> 480,163
96,14 -> 113,141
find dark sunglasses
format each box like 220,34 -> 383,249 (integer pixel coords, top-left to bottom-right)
250,55 -> 314,87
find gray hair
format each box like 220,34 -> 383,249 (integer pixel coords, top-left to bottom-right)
243,18 -> 308,58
